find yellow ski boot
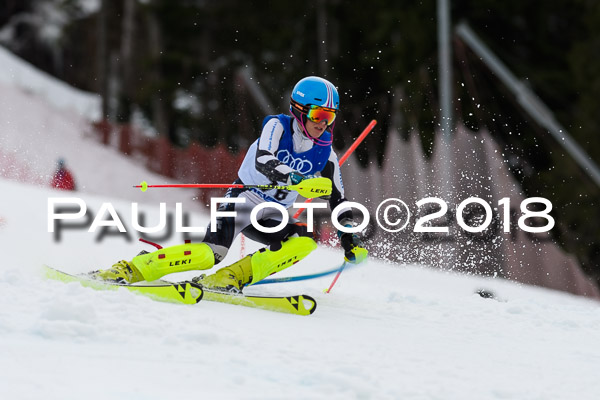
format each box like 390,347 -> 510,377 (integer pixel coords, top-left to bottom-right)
193,256 -> 253,293
89,260 -> 144,284
194,236 -> 317,292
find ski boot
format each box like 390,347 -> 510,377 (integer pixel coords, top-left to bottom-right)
193,256 -> 253,293
193,236 -> 317,292
89,259 -> 144,284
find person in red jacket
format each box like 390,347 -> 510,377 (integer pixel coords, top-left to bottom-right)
51,158 -> 76,191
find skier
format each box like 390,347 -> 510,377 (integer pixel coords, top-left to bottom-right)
51,158 -> 76,191
92,76 -> 368,292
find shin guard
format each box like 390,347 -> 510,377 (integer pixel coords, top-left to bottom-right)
250,236 -> 317,284
131,242 -> 215,282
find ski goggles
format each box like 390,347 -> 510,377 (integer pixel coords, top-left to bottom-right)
306,105 -> 337,126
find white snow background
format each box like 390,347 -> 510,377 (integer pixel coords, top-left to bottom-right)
1,46 -> 600,400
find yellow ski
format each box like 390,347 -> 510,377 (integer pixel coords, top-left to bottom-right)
42,265 -> 317,315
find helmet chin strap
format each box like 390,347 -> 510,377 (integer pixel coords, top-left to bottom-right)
295,114 -> 333,146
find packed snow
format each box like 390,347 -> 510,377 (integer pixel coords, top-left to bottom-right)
1,45 -> 600,400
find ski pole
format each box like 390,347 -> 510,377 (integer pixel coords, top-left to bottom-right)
134,177 -> 333,199
293,119 -> 377,218
251,260 -> 353,285
324,262 -> 348,293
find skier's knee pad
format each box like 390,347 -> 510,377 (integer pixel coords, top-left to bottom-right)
249,236 -> 317,283
131,242 -> 215,282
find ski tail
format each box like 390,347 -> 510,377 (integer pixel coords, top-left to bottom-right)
42,265 -> 204,305
202,289 -> 317,315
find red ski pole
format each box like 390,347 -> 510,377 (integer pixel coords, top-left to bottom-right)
324,261 -> 347,293
134,177 -> 333,199
293,119 -> 377,218
338,119 -> 378,165
135,182 -> 247,191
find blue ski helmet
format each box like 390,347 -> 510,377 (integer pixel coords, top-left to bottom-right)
290,76 -> 339,110
290,76 -> 339,145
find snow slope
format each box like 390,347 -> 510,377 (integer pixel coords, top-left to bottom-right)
2,178 -> 600,400
0,45 -> 101,121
